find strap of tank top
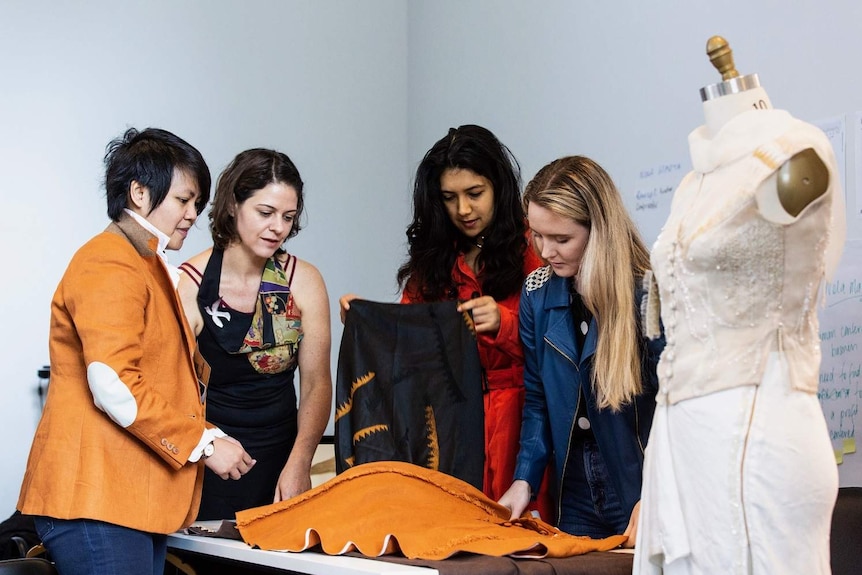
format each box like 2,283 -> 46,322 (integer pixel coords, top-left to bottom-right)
284,254 -> 298,287
178,262 -> 203,287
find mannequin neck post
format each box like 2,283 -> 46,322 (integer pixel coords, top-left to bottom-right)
700,74 -> 772,137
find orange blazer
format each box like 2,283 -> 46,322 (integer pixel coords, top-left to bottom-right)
18,215 -> 208,534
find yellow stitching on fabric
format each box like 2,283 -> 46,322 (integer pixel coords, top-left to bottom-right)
753,147 -> 780,170
461,310 -> 477,337
425,405 -> 439,470
353,424 -> 389,443
334,371 -> 375,420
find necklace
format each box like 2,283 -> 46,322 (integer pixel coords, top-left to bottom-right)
471,235 -> 485,250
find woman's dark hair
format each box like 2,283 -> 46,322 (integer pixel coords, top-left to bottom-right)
209,148 -> 304,250
397,124 -> 527,301
104,127 -> 211,221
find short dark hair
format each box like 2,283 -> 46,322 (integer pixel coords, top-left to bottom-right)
103,127 -> 211,221
209,148 -> 304,250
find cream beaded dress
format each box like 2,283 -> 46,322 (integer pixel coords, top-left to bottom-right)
634,109 -> 845,575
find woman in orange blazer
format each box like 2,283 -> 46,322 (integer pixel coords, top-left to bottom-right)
17,128 -> 255,575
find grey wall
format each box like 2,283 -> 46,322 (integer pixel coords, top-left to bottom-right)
0,0 -> 409,513
3,0 -> 861,512
407,1 -> 861,237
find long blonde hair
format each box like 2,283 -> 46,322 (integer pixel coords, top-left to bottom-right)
523,156 -> 650,411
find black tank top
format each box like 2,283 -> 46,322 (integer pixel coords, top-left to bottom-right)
187,249 -> 300,451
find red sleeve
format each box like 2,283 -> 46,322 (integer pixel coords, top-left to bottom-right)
478,295 -> 522,362
477,242 -> 541,362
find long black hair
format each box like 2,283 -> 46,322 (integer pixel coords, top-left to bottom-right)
397,125 -> 528,301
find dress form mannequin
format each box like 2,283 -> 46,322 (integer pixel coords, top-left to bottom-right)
700,37 -> 828,217
634,36 -> 844,575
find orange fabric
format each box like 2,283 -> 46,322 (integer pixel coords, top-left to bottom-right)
236,461 -> 624,560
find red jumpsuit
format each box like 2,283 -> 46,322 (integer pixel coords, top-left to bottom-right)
402,246 -> 553,520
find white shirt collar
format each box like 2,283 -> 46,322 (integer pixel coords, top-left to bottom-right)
124,208 -> 170,260
123,209 -> 181,288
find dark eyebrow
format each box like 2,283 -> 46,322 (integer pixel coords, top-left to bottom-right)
256,202 -> 297,214
441,184 -> 486,194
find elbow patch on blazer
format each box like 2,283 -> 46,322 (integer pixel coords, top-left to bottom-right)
87,361 -> 138,427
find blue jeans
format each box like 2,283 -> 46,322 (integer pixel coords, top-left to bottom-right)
557,437 -> 629,538
34,517 -> 167,575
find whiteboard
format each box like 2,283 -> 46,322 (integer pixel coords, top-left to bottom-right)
819,240 -> 862,486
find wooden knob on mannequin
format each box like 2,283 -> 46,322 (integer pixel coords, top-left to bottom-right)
706,36 -> 739,80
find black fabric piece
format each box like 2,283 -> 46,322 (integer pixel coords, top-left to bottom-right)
335,300 -> 485,490
185,521 -> 242,540
0,511 -> 40,560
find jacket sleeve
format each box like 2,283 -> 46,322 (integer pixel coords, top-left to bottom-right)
62,240 -> 205,469
476,293 -> 522,362
512,282 -> 552,494
475,246 -> 543,362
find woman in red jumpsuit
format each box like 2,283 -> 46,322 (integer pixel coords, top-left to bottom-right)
342,125 -> 550,518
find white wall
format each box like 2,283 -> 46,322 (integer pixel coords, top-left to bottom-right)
4,0 -> 862,513
0,0 -> 409,513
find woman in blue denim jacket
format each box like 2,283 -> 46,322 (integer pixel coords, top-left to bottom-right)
499,156 -> 663,546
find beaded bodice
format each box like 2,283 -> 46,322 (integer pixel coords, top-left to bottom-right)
651,109 -> 844,405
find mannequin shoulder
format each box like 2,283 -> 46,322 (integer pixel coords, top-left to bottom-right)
775,147 -> 829,217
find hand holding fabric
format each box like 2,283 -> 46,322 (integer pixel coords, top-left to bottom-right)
338,293 -> 361,324
458,295 -> 501,334
498,479 -> 531,521
273,459 -> 312,503
621,500 -> 640,548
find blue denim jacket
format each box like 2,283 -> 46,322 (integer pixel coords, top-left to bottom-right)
513,267 -> 663,518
